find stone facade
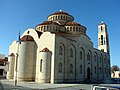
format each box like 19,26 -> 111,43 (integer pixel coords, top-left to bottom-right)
7,10 -> 111,83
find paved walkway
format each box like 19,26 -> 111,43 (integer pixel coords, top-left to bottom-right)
0,79 -> 92,90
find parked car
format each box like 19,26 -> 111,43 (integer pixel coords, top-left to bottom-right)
92,85 -> 120,90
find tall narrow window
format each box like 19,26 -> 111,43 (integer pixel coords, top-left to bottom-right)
80,51 -> 82,60
94,66 -> 96,74
101,35 -> 103,45
87,53 -> 90,60
99,67 -> 101,74
94,55 -> 96,62
105,68 -> 106,74
100,57 -> 101,63
58,62 -> 62,73
40,59 -> 43,72
59,46 -> 62,55
70,64 -> 73,73
70,49 -> 73,57
80,65 -> 82,74
104,37 -> 106,45
101,26 -> 102,31
73,27 -> 75,31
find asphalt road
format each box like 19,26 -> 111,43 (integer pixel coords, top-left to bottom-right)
0,79 -> 120,90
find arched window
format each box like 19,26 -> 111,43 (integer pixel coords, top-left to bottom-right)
70,49 -> 73,57
101,35 -> 103,45
44,26 -> 46,30
100,57 -> 101,63
99,67 -> 101,74
59,46 -> 62,55
63,16 -> 65,20
58,16 -> 60,19
80,65 -> 82,74
40,59 -> 43,72
87,53 -> 90,60
58,62 -> 62,73
70,64 -> 73,73
67,27 -> 69,31
80,51 -> 82,60
105,68 -> 106,74
76,27 -> 78,32
70,27 -> 72,31
56,16 -> 57,20
73,27 -> 75,31
94,66 -> 96,74
101,26 -> 103,32
61,16 -> 62,20
94,55 -> 96,62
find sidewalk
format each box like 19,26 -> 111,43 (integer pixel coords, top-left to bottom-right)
0,79 -> 92,90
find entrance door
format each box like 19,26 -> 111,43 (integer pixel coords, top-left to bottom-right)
87,67 -> 90,79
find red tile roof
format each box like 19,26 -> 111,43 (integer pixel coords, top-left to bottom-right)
21,35 -> 34,42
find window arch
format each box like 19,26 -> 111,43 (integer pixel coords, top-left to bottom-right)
99,67 -> 102,74
94,66 -> 96,74
80,51 -> 82,60
94,55 -> 96,62
87,53 -> 90,60
105,68 -> 106,74
80,65 -> 82,74
70,64 -> 73,73
73,27 -> 75,31
58,62 -> 62,73
40,59 -> 43,72
59,46 -> 62,55
70,49 -> 73,57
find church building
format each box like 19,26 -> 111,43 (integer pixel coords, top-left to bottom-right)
7,10 -> 111,83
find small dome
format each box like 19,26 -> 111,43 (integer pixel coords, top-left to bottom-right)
40,48 -> 51,52
37,21 -> 59,26
9,53 -> 15,56
99,21 -> 107,26
21,35 -> 34,42
66,22 -> 81,26
52,11 -> 69,15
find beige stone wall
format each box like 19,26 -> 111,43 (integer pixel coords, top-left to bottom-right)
7,55 -> 15,79
17,41 -> 37,81
36,52 -> 52,83
35,32 -> 55,83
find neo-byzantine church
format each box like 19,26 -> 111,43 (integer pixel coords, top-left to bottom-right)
7,10 -> 111,83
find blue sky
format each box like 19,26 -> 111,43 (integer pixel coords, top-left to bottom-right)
0,0 -> 120,67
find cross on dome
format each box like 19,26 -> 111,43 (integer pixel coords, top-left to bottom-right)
59,10 -> 62,12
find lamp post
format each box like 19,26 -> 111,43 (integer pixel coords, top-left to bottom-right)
15,53 -> 18,86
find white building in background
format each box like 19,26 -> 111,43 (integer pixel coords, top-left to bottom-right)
7,10 -> 111,83
0,54 -> 8,78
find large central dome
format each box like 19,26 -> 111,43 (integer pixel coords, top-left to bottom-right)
47,10 -> 74,25
36,10 -> 87,35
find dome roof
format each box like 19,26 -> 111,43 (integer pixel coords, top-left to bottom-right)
52,11 -> 69,15
99,21 -> 107,26
66,22 -> 81,26
37,21 -> 59,26
40,48 -> 51,52
9,53 -> 15,56
21,35 -> 34,42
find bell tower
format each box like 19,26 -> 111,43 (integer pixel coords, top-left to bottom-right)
98,21 -> 110,54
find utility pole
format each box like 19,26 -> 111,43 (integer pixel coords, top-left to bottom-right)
14,43 -> 19,86
14,31 -> 21,86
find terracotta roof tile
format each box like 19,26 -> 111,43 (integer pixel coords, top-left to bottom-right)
21,35 -> 34,42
